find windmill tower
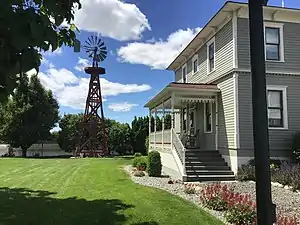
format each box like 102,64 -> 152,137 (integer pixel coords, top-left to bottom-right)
75,35 -> 109,157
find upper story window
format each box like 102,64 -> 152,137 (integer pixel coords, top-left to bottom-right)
193,55 -> 198,74
182,64 -> 187,83
264,23 -> 284,62
207,37 -> 215,73
267,86 -> 288,129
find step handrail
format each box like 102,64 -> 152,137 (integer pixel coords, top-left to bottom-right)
171,128 -> 186,175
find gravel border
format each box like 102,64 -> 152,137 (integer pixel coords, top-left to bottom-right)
124,166 -> 230,224
124,166 -> 300,224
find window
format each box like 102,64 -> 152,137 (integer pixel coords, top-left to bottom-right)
267,86 -> 288,129
204,102 -> 212,133
207,37 -> 215,73
265,27 -> 280,60
264,23 -> 284,62
182,65 -> 187,83
193,55 -> 198,74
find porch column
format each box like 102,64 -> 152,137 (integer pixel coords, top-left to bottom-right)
162,100 -> 165,150
171,95 -> 175,151
154,108 -> 157,149
215,97 -> 219,151
148,108 -> 151,149
186,103 -> 190,135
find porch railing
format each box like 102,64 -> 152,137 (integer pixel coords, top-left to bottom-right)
171,128 -> 186,175
149,130 -> 171,148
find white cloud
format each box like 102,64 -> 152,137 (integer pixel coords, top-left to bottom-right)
117,27 -> 202,69
43,47 -> 63,57
74,57 -> 90,72
108,102 -> 138,112
39,65 -> 151,109
73,0 -> 151,41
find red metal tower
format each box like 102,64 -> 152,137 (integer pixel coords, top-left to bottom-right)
75,36 -> 108,157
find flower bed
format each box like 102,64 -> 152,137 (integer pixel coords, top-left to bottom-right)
125,165 -> 299,225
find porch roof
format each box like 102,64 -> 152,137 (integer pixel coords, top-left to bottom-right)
144,82 -> 219,109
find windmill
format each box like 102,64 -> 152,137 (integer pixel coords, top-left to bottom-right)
74,35 -> 109,157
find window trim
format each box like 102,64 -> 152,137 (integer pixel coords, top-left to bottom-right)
264,22 -> 284,62
192,54 -> 198,74
204,102 -> 213,133
267,85 -> 288,130
181,63 -> 187,83
206,37 -> 216,74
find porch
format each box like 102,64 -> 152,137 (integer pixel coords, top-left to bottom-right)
145,82 -> 235,181
146,82 -> 220,151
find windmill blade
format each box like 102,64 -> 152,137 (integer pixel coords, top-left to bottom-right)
99,42 -> 104,48
99,53 -> 106,61
95,36 -> 98,46
83,46 -> 94,51
97,38 -> 102,46
99,46 -> 106,51
87,37 -> 92,45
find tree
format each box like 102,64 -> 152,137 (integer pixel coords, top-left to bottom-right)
58,113 -> 83,152
0,0 -> 81,101
164,114 -> 172,130
0,74 -> 59,157
132,116 -> 149,155
107,119 -> 133,155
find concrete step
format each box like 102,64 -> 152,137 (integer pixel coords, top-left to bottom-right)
186,170 -> 234,176
185,165 -> 231,171
185,156 -> 225,162
186,174 -> 236,182
185,151 -> 222,158
185,161 -> 228,167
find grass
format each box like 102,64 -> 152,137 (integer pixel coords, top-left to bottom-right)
0,158 -> 224,225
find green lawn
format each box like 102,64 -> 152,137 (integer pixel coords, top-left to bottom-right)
0,158 -> 223,225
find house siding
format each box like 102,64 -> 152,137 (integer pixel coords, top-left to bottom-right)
237,17 -> 300,72
216,75 -> 235,154
174,20 -> 234,84
238,72 -> 300,158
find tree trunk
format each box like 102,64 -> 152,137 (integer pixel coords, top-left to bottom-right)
22,148 -> 27,157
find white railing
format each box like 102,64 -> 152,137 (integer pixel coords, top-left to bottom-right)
171,128 -> 186,175
149,130 -> 171,149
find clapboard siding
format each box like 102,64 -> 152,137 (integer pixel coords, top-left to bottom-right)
217,75 -> 235,150
238,72 -> 300,157
174,20 -> 234,83
237,18 -> 300,72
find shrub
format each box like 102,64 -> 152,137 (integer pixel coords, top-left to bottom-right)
292,131 -> 300,163
200,183 -> 233,211
133,156 -> 147,171
271,162 -> 300,190
147,151 -> 162,177
276,214 -> 298,225
184,185 -> 196,194
133,171 -> 145,177
236,164 -> 256,181
224,199 -> 256,225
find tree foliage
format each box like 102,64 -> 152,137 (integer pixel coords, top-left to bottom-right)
0,0 -> 81,101
107,119 -> 133,155
57,113 -> 83,152
0,74 -> 59,157
132,116 -> 149,155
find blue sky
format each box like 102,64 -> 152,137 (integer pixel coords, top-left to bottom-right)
38,0 -> 299,126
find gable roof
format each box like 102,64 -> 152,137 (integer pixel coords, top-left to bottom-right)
166,1 -> 300,71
